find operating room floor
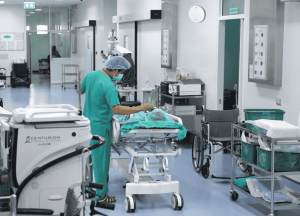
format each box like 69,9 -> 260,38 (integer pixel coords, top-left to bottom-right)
2,76 -> 300,216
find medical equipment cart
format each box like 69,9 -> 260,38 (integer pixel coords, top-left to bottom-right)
62,64 -> 79,89
155,84 -> 206,133
230,124 -> 300,216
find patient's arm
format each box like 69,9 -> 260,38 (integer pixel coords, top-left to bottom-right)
112,104 -> 153,115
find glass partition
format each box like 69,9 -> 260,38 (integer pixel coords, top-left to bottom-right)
50,6 -> 72,31
26,6 -> 50,31
51,32 -> 71,58
223,0 -> 245,16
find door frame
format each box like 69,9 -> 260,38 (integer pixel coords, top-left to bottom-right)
217,0 -> 246,111
72,20 -> 96,71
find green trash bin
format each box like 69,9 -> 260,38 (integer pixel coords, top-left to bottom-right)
257,147 -> 300,172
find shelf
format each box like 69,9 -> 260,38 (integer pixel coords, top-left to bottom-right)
160,93 -> 203,99
233,155 -> 300,176
233,185 -> 300,211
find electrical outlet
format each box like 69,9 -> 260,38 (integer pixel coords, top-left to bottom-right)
162,30 -> 170,67
253,25 -> 268,80
276,98 -> 281,106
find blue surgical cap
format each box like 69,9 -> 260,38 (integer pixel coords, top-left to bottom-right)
104,56 -> 131,70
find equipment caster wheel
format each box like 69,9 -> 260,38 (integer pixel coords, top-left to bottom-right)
11,83 -> 16,88
125,196 -> 136,213
201,163 -> 210,179
171,194 -> 184,210
230,191 -> 239,201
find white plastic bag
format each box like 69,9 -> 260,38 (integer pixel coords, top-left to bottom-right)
246,177 -> 296,203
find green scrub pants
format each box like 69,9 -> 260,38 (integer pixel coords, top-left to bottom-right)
89,124 -> 112,200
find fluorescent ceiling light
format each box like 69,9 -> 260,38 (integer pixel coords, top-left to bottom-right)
0,1 -> 5,4
30,12 -> 35,14
26,26 -> 30,31
37,31 -> 48,35
35,9 -> 42,11
37,25 -> 48,35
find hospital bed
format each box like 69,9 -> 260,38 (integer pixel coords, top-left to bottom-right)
110,113 -> 184,213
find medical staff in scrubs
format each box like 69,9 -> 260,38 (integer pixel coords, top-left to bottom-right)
80,56 -> 153,203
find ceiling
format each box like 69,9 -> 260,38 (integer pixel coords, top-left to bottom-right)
3,0 -> 84,6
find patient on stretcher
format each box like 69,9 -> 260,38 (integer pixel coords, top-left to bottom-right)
114,109 -> 187,140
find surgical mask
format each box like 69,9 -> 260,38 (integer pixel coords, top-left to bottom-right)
113,74 -> 123,81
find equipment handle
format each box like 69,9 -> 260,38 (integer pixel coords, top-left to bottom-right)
88,135 -> 106,151
95,201 -> 115,210
88,182 -> 104,190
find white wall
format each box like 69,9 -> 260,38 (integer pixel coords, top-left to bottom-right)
177,0 -> 219,109
72,0 -> 117,75
117,0 -> 161,16
117,0 -> 219,109
241,2 -> 300,126
0,5 -> 27,73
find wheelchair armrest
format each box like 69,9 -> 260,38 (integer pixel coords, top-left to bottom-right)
201,120 -> 208,125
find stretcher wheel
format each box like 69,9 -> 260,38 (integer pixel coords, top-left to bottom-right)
230,191 -> 239,201
171,194 -> 184,210
124,196 -> 136,213
201,163 -> 210,179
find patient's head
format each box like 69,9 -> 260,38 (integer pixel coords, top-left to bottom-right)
146,109 -> 170,122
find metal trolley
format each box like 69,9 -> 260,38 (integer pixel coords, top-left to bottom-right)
230,124 -> 300,216
62,64 -> 79,89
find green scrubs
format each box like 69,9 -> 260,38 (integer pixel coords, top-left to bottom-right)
81,70 -> 120,200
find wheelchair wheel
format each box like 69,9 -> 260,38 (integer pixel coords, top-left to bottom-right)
201,163 -> 210,179
192,134 -> 201,171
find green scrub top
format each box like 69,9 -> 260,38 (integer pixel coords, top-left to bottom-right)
81,70 -> 120,133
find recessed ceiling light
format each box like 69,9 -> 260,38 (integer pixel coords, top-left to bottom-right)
35,9 -> 42,11
0,1 -> 5,4
30,12 -> 35,14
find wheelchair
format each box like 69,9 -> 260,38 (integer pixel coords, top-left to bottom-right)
11,62 -> 31,88
192,108 -> 250,179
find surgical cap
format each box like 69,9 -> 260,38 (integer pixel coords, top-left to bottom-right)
104,56 -> 131,70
